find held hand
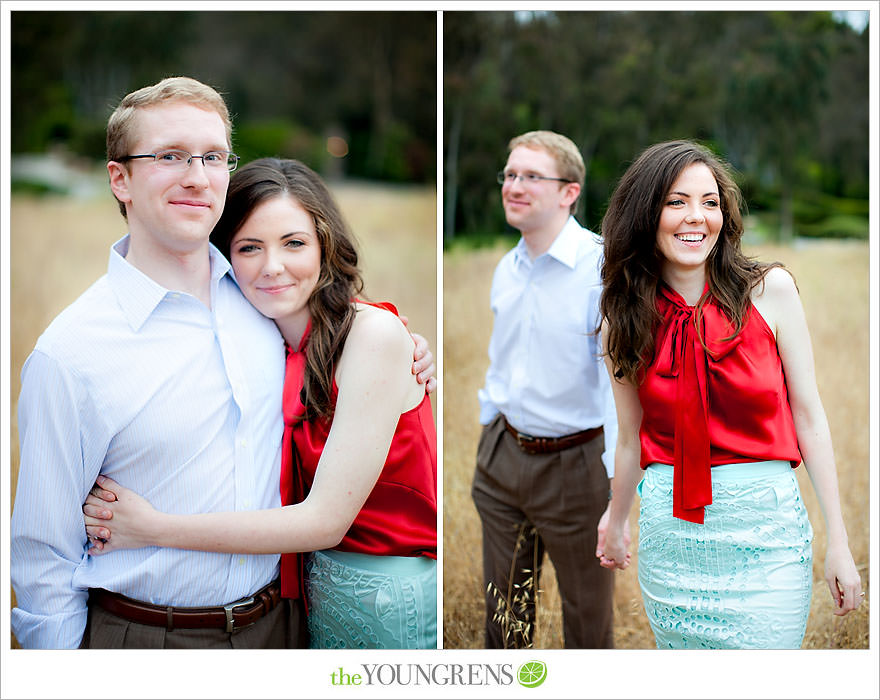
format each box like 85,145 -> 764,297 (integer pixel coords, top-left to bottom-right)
596,502 -> 632,570
825,542 -> 863,616
82,475 -> 158,555
409,331 -> 437,394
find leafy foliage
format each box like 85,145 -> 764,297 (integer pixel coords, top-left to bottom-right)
11,11 -> 436,183
444,10 -> 868,242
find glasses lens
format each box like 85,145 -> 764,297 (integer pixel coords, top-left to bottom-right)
154,150 -> 190,168
226,153 -> 240,172
200,152 -> 223,168
497,171 -> 507,185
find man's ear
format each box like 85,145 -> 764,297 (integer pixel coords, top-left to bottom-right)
561,181 -> 581,209
107,161 -> 132,207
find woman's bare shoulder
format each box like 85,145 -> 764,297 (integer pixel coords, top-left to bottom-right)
351,302 -> 409,339
752,265 -> 797,301
750,266 -> 800,339
338,303 -> 421,407
341,303 -> 413,368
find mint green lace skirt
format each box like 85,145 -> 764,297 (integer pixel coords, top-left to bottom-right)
638,461 -> 813,649
305,549 -> 437,649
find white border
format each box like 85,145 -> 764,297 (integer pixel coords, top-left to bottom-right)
436,8 -> 446,651
2,2 -> 877,699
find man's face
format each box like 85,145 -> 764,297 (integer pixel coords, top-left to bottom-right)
501,145 -> 575,235
108,102 -> 230,256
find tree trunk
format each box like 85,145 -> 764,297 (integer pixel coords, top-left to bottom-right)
444,95 -> 464,244
779,183 -> 794,243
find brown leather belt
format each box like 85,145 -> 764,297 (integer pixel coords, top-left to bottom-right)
503,418 -> 603,455
89,579 -> 281,634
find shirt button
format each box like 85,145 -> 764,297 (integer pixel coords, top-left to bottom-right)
238,557 -> 246,565
240,439 -> 247,448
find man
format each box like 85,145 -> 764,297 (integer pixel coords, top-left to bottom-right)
472,130 -> 625,649
11,77 -> 434,649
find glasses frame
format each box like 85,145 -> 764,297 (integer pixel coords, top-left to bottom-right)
118,149 -> 240,172
497,170 -> 575,186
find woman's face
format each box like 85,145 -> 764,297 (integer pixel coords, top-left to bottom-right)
655,162 -> 724,275
230,195 -> 322,344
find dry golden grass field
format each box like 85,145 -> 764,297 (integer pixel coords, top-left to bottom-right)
443,237 -> 870,650
7,183 -> 436,648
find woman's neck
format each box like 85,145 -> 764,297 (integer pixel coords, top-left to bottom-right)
275,310 -> 311,349
661,265 -> 708,306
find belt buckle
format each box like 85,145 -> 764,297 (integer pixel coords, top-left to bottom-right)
223,595 -> 255,634
516,431 -> 541,454
515,431 -> 532,447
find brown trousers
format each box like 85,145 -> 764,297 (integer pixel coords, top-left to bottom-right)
472,414 -> 614,649
81,595 -> 308,649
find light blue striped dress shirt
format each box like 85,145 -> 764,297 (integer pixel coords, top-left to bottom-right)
478,216 -> 618,476
11,236 -> 285,648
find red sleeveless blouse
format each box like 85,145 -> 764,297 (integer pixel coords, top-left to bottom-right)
638,284 -> 801,524
278,302 -> 437,599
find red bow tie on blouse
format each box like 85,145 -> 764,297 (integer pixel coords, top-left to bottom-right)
654,284 -> 741,524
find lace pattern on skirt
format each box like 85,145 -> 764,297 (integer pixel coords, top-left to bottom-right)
637,461 -> 813,649
305,549 -> 436,649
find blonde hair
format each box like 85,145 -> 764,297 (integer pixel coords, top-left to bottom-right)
106,77 -> 232,216
508,130 -> 585,213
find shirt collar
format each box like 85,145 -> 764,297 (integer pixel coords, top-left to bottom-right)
513,216 -> 582,271
108,235 -> 231,332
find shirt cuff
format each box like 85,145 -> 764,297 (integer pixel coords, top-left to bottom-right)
11,606 -> 88,649
477,391 -> 499,425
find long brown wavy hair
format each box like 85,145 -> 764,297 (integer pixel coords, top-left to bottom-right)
600,140 -> 784,385
211,157 -> 363,420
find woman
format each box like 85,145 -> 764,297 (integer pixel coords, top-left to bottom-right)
84,158 -> 437,649
596,140 -> 862,649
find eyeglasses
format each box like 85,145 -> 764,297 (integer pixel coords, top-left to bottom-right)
118,149 -> 240,172
497,170 -> 574,186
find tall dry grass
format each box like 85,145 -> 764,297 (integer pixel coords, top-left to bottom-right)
8,183 -> 436,647
443,238 -> 870,649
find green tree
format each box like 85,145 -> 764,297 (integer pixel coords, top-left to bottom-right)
11,11 -> 436,183
721,12 -> 834,241
443,10 -> 868,243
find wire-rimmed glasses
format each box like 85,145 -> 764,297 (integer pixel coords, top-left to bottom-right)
119,149 -> 240,172
497,170 -> 574,186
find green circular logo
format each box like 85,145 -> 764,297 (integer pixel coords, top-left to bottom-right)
517,660 -> 547,689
